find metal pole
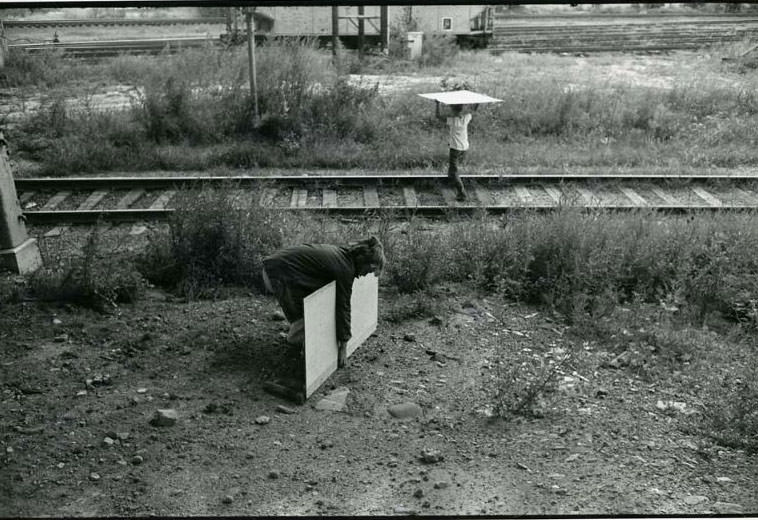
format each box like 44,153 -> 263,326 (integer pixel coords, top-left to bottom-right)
245,8 -> 259,125
380,6 -> 389,55
332,5 -> 339,70
358,5 -> 364,61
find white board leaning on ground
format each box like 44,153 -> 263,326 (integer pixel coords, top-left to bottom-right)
418,89 -> 503,105
303,274 -> 379,398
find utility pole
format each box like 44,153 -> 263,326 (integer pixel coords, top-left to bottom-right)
358,5 -> 364,61
245,7 -> 259,125
380,6 -> 389,55
331,6 -> 340,70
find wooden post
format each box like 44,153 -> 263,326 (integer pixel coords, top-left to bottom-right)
245,8 -> 259,125
358,5 -> 364,60
380,5 -> 389,55
331,5 -> 339,69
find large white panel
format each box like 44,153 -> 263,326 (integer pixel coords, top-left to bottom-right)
304,281 -> 338,398
418,89 -> 502,105
346,273 -> 378,358
303,275 -> 379,399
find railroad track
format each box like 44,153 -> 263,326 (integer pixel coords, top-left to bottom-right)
489,15 -> 758,54
14,174 -> 758,232
3,17 -> 226,29
8,36 -> 221,58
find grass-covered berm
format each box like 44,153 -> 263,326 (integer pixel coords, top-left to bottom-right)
4,37 -> 758,175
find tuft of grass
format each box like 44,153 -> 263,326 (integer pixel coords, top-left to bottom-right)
137,184 -> 287,298
29,226 -> 146,311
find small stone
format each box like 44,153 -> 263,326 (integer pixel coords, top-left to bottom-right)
565,454 -> 580,462
5,447 -> 13,454
271,311 -> 286,321
276,405 -> 297,414
713,502 -> 743,514
422,501 -> 431,509
388,402 -> 422,419
150,409 -> 178,427
683,495 -> 708,505
52,318 -> 63,325
413,489 -> 424,498
131,455 -> 144,465
137,388 -> 148,394
222,495 -> 233,504
433,481 -> 449,489
314,387 -> 350,412
716,476 -> 733,483
403,333 -> 417,342
595,388 -> 609,398
393,506 -> 416,515
116,432 -> 129,441
267,470 -> 280,480
255,415 -> 270,425
54,334 -> 68,343
102,437 -> 115,447
89,472 -> 101,481
420,449 -> 443,464
57,462 -> 65,469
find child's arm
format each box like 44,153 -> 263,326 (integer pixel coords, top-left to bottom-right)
435,101 -> 446,121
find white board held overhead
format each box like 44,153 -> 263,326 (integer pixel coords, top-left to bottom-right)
418,89 -> 502,105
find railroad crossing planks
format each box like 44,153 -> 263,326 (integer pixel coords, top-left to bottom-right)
690,186 -> 722,207
618,187 -> 648,207
322,189 -> 337,208
41,191 -> 71,210
45,190 -> 109,237
541,185 -> 563,205
363,185 -> 380,208
115,189 -> 145,209
402,186 -> 418,207
131,190 -> 175,235
290,189 -> 308,208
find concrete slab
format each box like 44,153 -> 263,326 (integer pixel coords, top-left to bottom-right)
0,238 -> 43,274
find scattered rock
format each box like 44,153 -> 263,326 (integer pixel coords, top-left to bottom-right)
102,437 -> 115,447
89,472 -> 101,481
683,495 -> 709,505
267,470 -> 280,480
222,495 -> 233,504
116,432 -> 129,441
255,416 -> 270,425
271,311 -> 286,321
716,476 -> 733,483
595,388 -> 609,398
565,454 -> 580,462
403,333 -> 417,342
713,502 -> 743,514
413,488 -> 424,498
314,387 -> 350,412
137,388 -> 148,394
393,506 -> 416,515
131,455 -> 144,465
388,402 -> 422,419
433,481 -> 449,489
150,409 -> 178,427
276,405 -> 297,414
420,449 -> 443,464
52,318 -> 63,326
319,440 -> 334,450
54,334 -> 68,343
203,403 -> 218,414
656,400 -> 688,414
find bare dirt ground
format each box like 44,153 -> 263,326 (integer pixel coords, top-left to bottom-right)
1,227 -> 756,517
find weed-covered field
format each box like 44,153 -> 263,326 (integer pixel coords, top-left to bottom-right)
4,36 -> 758,175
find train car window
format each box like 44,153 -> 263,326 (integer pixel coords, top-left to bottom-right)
442,17 -> 452,31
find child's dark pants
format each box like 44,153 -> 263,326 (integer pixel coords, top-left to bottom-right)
448,148 -> 466,196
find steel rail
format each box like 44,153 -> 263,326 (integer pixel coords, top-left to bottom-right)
14,173 -> 758,191
22,204 -> 758,225
3,17 -> 227,28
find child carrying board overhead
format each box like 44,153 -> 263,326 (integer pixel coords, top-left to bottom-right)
419,90 -> 502,202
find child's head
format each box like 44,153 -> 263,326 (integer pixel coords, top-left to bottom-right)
451,104 -> 463,115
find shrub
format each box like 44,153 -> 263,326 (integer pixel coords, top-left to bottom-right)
137,184 -> 287,298
384,220 -> 445,293
29,227 -> 146,311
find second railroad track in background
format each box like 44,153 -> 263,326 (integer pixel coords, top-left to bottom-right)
15,174 -> 758,231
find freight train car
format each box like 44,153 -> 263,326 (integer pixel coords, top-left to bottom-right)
254,5 -> 492,49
